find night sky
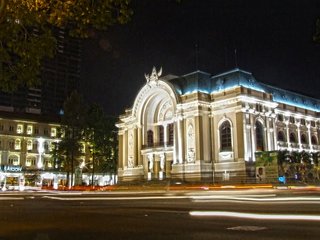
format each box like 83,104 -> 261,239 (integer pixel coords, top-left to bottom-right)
81,0 -> 320,117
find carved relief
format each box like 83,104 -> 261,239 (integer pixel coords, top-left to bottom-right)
186,121 -> 195,163
148,154 -> 154,172
160,153 -> 165,171
145,66 -> 162,83
128,131 -> 134,168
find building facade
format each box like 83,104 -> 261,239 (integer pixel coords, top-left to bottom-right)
117,67 -> 320,182
0,112 -> 62,189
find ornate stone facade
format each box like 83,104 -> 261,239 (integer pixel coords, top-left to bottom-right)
117,68 -> 320,182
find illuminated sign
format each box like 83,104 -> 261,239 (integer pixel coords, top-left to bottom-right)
0,165 -> 22,172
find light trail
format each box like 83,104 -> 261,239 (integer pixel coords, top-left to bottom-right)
0,197 -> 24,200
42,195 -> 190,201
192,195 -> 320,203
189,211 -> 320,221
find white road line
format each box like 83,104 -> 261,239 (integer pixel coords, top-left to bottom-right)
0,197 -> 24,200
42,195 -> 190,201
190,211 -> 320,221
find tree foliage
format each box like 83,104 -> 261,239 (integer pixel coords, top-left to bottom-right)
59,90 -> 87,186
314,18 -> 320,43
85,103 -> 118,175
0,0 -> 132,91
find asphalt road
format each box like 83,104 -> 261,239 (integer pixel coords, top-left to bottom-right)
0,189 -> 320,240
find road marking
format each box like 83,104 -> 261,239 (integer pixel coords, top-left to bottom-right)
190,211 -> 320,221
42,195 -> 190,201
192,195 -> 320,203
0,197 -> 24,200
227,226 -> 267,231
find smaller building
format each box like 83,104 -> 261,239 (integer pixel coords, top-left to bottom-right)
0,111 -> 62,189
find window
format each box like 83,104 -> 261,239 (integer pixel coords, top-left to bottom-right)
44,128 -> 49,136
300,119 -> 306,126
33,141 -> 38,150
311,121 -> 316,127
0,124 -> 4,131
15,139 -> 21,150
8,140 -> 14,150
9,125 -> 14,132
289,116 -> 295,124
168,123 -> 174,145
220,121 -> 232,151
26,157 -> 36,167
44,142 -> 49,152
255,121 -> 264,151
17,124 -> 23,134
277,114 -> 283,122
301,134 -> 308,144
159,125 -> 164,144
34,127 -> 39,134
27,140 -> 33,150
27,125 -> 33,135
277,131 -> 285,142
255,104 -> 263,112
147,130 -> 154,147
8,155 -> 19,166
289,132 -> 297,143
311,135 -> 318,145
51,127 -> 57,137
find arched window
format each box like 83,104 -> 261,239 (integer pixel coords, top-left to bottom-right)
159,125 -> 164,145
8,155 -> 19,166
15,139 -> 21,150
255,121 -> 264,151
301,134 -> 308,144
277,131 -> 285,142
289,132 -> 297,143
168,123 -> 174,145
147,130 -> 154,147
26,156 -> 36,167
311,135 -> 318,145
220,121 -> 232,151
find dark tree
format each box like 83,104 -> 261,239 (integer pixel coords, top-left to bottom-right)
0,0 -> 132,91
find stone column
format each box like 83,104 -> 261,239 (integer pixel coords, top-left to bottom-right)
250,114 -> 256,161
137,127 -> 142,165
243,114 -> 249,161
307,124 -> 312,151
273,117 -> 278,150
297,123 -> 301,149
177,117 -> 184,164
164,124 -> 168,147
118,133 -> 123,169
123,130 -> 128,168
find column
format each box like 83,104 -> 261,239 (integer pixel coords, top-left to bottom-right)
123,130 -> 128,168
286,122 -> 290,149
250,114 -> 256,161
297,124 -> 302,150
177,118 -> 183,163
307,125 -> 312,151
243,115 -> 248,161
266,118 -> 271,151
137,127 -> 142,165
164,124 -> 168,148
273,118 -> 278,150
118,133 -> 123,169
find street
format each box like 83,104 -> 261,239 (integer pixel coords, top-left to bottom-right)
1,189 -> 320,240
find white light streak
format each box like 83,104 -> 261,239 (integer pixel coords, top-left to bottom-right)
189,211 -> 320,221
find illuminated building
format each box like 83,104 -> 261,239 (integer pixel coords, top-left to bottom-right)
0,112 -> 61,189
117,67 -> 320,182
